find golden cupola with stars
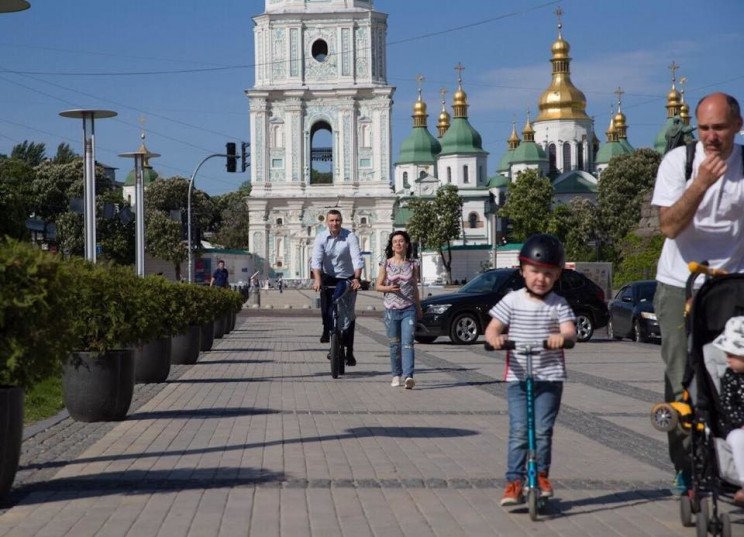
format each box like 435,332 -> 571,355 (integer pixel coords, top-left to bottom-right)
536,10 -> 589,121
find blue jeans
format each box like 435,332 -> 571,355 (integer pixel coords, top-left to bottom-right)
505,380 -> 563,482
384,306 -> 416,378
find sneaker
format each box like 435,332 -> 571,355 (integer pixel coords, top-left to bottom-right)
404,377 -> 415,389
670,470 -> 691,498
391,376 -> 401,387
320,331 -> 330,343
537,472 -> 553,498
500,479 -> 524,506
345,350 -> 356,367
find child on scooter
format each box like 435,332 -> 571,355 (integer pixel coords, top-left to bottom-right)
484,234 -> 576,506
714,316 -> 744,505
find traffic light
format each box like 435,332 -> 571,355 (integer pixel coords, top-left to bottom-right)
226,142 -> 237,173
240,141 -> 250,173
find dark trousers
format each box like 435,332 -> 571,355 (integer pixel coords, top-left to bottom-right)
320,274 -> 355,350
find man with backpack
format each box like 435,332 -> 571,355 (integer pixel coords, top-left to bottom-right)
652,92 -> 744,496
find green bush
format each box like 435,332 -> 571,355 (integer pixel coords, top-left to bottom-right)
614,232 -> 664,287
65,260 -> 156,354
0,239 -> 78,389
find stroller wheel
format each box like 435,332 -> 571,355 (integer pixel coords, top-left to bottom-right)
651,403 -> 678,432
695,510 -> 708,537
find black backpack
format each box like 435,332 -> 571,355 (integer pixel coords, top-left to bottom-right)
684,142 -> 744,181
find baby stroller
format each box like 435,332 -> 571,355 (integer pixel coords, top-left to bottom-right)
652,263 -> 744,537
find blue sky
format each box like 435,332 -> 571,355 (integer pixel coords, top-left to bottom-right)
1,0 -> 742,196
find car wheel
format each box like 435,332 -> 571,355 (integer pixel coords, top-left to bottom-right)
633,319 -> 646,343
414,336 -> 437,344
607,318 -> 622,340
449,313 -> 480,344
575,313 -> 594,342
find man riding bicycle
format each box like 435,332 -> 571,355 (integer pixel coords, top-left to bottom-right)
311,209 -> 364,366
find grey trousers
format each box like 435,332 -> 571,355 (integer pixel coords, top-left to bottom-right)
654,281 -> 691,473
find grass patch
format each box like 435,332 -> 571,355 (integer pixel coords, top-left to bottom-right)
23,375 -> 64,425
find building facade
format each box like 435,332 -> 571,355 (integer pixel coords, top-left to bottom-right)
246,0 -> 397,281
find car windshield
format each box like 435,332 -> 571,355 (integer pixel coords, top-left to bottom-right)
459,270 -> 514,294
638,282 -> 657,303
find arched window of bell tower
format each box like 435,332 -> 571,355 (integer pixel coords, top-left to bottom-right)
548,144 -> 557,174
562,142 -> 572,172
310,121 -> 333,185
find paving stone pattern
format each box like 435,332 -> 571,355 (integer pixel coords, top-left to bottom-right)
1,290 -> 742,536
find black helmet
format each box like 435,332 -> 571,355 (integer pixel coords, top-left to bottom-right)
519,233 -> 565,269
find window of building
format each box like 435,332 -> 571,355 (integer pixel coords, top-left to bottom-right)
548,144 -> 557,174
577,144 -> 584,170
463,165 -> 469,183
468,212 -> 478,229
360,217 -> 368,225
311,39 -> 328,62
402,171 -> 409,187
276,218 -> 283,226
562,142 -> 572,171
447,167 -> 452,183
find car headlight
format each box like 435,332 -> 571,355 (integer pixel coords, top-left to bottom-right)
640,312 -> 657,320
425,304 -> 452,315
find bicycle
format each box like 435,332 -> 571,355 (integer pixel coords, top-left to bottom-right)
323,280 -> 355,379
485,338 -> 574,521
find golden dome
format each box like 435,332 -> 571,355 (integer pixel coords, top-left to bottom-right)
437,88 -> 451,137
413,97 -> 427,117
536,22 -> 589,121
507,121 -> 520,150
522,114 -> 536,142
667,87 -> 681,105
453,87 -> 467,107
438,107 -> 450,125
613,111 -> 626,128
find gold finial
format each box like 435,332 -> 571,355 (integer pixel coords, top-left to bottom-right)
555,6 -> 564,35
416,73 -> 425,98
614,86 -> 624,110
454,62 -> 465,86
679,76 -> 687,98
440,87 -> 448,106
668,61 -> 679,87
139,114 -> 146,141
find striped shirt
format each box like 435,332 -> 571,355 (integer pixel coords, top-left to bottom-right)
489,288 -> 575,382
382,259 -> 418,310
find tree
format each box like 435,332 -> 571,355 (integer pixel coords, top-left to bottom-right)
144,176 -> 215,280
597,148 -> 662,252
548,197 -> 601,262
211,190 -> 250,249
406,184 -> 463,284
52,143 -> 77,164
498,169 -> 554,241
0,159 -> 35,240
11,141 -> 46,167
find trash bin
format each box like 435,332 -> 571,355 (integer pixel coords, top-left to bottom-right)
249,287 -> 261,307
313,297 -> 321,309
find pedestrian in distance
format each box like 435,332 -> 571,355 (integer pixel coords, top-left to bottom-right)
652,92 -> 744,497
311,209 -> 364,367
210,259 -> 229,288
375,230 -> 422,389
484,234 -> 577,506
277,276 -> 283,294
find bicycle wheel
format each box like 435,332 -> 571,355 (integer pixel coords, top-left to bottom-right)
330,331 -> 342,379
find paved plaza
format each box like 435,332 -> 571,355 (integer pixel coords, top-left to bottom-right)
2,289 -> 742,536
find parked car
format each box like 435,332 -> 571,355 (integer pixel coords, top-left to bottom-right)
415,268 -> 609,344
607,280 -> 660,343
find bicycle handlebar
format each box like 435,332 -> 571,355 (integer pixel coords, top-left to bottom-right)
484,339 -> 575,351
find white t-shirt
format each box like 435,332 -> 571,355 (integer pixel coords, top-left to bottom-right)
652,142 -> 744,288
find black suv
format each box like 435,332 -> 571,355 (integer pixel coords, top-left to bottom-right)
415,268 -> 609,344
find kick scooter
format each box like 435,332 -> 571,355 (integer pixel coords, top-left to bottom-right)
486,338 -> 574,520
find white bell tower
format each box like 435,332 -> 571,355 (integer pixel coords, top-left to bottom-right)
246,0 -> 396,282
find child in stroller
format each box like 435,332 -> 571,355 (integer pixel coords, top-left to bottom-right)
714,316 -> 744,505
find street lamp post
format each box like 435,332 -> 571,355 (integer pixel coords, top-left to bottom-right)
59,109 -> 117,263
119,148 -> 160,277
0,0 -> 30,12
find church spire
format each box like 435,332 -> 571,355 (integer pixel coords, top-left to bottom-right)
437,87 -> 451,138
665,61 -> 682,119
452,62 -> 469,119
412,73 -> 428,128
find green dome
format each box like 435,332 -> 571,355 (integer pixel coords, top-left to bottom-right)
618,138 -> 633,153
487,175 -> 510,188
553,171 -> 597,193
438,117 -> 486,156
511,141 -> 547,163
498,149 -> 515,173
396,127 -> 441,165
596,140 -> 632,164
124,166 -> 160,186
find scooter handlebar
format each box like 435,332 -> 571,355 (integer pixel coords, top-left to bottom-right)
484,339 -> 574,351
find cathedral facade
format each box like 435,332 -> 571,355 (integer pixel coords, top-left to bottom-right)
246,0 -> 397,281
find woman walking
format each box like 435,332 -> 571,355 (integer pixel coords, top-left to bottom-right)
376,231 -> 422,389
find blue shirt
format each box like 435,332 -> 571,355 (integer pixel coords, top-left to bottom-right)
212,268 -> 229,288
310,227 -> 364,279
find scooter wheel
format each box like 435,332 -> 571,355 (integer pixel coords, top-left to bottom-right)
680,494 -> 693,527
650,402 -> 678,432
527,489 -> 538,521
